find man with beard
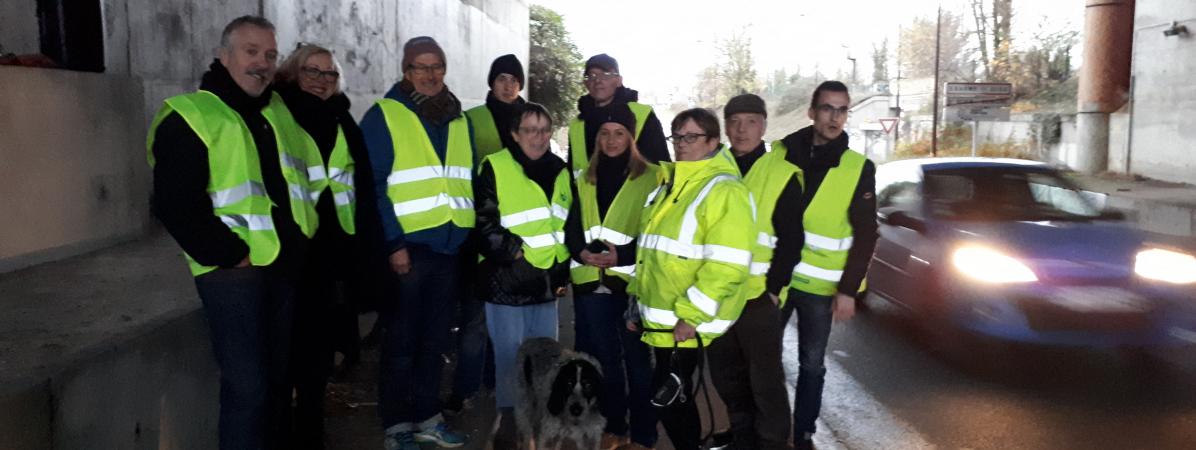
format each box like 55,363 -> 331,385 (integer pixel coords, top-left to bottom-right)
148,16 -> 325,449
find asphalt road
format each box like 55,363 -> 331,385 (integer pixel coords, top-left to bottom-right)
323,291 -> 1196,450
819,293 -> 1196,449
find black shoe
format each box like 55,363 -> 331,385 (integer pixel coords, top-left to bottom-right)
795,436 -> 815,450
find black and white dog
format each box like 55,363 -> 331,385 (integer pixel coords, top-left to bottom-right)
515,337 -> 605,449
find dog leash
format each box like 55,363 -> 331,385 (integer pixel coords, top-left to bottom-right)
640,326 -> 718,448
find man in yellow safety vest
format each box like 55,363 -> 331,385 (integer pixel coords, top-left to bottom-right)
768,81 -> 879,450
359,36 -> 472,449
148,16 -> 324,449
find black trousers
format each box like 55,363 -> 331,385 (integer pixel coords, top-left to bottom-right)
708,296 -> 791,450
652,346 -> 702,450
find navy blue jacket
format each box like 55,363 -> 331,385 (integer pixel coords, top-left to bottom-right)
360,83 -> 474,256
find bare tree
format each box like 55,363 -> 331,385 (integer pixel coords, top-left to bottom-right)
969,0 -> 1014,81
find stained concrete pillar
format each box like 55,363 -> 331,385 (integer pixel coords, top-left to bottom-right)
1076,0 -> 1135,173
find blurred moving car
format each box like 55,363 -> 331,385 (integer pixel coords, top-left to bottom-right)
867,157 -> 1196,348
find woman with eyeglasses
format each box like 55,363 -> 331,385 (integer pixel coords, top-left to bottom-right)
472,102 -> 573,449
563,105 -> 661,450
631,108 -> 755,450
274,43 -> 379,449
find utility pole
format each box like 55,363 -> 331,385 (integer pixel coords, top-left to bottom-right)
894,45 -> 902,152
848,56 -> 857,87
930,4 -> 942,157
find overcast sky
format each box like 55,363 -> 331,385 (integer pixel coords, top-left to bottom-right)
533,0 -> 1083,105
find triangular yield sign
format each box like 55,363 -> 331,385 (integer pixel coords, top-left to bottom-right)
879,118 -> 898,133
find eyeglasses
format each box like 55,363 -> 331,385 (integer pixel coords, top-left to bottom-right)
583,72 -> 620,83
667,133 -> 708,144
518,126 -> 553,136
815,104 -> 850,117
407,63 -> 446,75
300,66 -> 340,83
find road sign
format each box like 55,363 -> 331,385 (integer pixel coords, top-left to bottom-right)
947,105 -> 1010,121
879,118 -> 898,133
945,82 -> 1013,107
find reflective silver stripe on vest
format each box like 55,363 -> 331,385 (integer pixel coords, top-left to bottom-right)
574,169 -> 584,179
640,234 -> 702,259
281,153 -> 308,174
686,286 -> 720,316
387,165 -> 472,185
757,232 -> 777,249
500,207 -> 552,228
677,175 -> 737,243
393,194 -> 474,217
334,191 -> 354,206
585,226 -> 634,246
210,181 -> 267,208
794,261 -> 844,282
308,165 -> 328,184
805,231 -> 854,251
703,244 -> 752,267
551,204 -> 569,222
288,183 -> 316,204
328,168 -> 354,186
521,231 -> 566,248
609,265 -> 635,276
750,262 -> 770,276
219,214 -> 274,231
639,304 -> 734,334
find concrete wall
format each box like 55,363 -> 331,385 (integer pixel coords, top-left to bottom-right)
0,310 -> 219,450
100,0 -> 529,124
0,66 -> 151,272
1128,0 -> 1196,184
0,0 -> 528,271
0,0 -> 39,55
1108,109 -> 1131,173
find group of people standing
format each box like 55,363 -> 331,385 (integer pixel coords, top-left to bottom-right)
150,15 -> 876,450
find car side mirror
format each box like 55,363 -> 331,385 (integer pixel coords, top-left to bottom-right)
881,209 -> 926,233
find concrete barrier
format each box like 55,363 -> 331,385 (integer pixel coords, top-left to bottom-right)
0,235 -> 219,450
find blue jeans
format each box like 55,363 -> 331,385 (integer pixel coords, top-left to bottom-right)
573,293 -> 657,447
452,294 -> 494,401
779,289 -> 835,437
195,266 -> 295,450
485,300 -> 559,408
378,249 -> 459,431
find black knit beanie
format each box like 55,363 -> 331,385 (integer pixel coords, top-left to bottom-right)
487,54 -> 524,88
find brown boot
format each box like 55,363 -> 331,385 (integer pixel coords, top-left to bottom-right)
600,433 -> 630,450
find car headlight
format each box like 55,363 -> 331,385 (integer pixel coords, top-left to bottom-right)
951,245 -> 1038,283
1135,248 -> 1196,284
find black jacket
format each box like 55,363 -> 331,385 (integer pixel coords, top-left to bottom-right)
276,84 -> 384,282
473,147 -> 570,305
570,87 -> 670,174
151,60 -> 307,276
484,91 -> 525,153
766,126 -> 878,297
564,151 -> 640,296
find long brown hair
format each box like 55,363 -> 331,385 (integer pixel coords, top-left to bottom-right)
584,128 -> 648,184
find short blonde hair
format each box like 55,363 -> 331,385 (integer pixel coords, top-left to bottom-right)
276,44 -> 345,94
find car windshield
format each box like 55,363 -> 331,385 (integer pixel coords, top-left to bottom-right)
923,167 -> 1101,222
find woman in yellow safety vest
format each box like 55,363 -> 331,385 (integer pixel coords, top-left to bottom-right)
472,102 -> 572,448
274,43 -> 377,446
632,108 -> 756,450
564,105 -> 660,450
